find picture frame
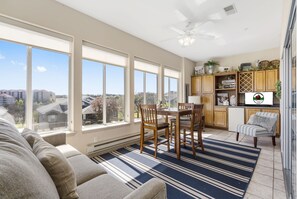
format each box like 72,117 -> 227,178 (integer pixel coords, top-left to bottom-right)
194,66 -> 205,75
217,93 -> 229,105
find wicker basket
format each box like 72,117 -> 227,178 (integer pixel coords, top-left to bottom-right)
269,59 -> 280,69
258,60 -> 270,69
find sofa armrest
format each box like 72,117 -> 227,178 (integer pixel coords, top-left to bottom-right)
41,132 -> 66,146
123,178 -> 166,199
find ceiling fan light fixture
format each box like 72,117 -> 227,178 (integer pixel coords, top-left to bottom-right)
178,34 -> 196,47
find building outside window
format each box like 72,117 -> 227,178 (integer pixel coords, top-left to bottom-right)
0,21 -> 71,133
164,68 -> 180,108
134,59 -> 159,120
82,43 -> 127,128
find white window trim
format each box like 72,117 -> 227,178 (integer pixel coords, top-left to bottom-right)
133,69 -> 158,122
81,59 -> 127,129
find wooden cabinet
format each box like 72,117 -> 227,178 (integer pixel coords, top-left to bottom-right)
202,94 -> 214,126
254,71 -> 266,92
191,76 -> 202,95
264,108 -> 281,137
214,106 -> 228,128
265,69 -> 278,92
254,69 -> 278,92
245,107 -> 281,137
202,75 -> 214,94
245,108 -> 261,123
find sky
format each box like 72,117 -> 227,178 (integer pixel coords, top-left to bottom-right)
0,39 -> 177,96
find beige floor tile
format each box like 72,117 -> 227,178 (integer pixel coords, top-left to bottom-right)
274,169 -> 284,181
259,153 -> 274,161
244,193 -> 263,199
251,173 -> 273,187
254,164 -> 273,177
273,189 -> 287,199
247,182 -> 273,199
274,179 -> 285,192
274,162 -> 283,171
257,158 -> 274,169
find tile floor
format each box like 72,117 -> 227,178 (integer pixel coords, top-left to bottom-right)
203,128 -> 286,199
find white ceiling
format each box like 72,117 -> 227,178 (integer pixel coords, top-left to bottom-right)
56,0 -> 283,61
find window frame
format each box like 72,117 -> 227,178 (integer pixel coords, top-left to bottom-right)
82,57 -> 127,128
0,38 -> 71,133
134,69 -> 159,121
163,67 -> 180,108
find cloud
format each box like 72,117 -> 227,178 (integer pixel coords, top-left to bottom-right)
0,53 -> 5,60
37,66 -> 47,73
10,60 -> 16,65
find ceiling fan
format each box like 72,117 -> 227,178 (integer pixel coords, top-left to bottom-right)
169,21 -> 219,47
167,1 -> 227,47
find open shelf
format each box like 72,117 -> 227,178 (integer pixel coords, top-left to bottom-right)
215,88 -> 236,91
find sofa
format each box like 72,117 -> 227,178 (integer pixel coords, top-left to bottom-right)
0,118 -> 167,199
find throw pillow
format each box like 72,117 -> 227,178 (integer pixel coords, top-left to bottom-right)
33,138 -> 79,199
247,114 -> 277,132
21,128 -> 42,148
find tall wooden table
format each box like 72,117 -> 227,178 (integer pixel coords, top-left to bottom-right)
157,108 -> 192,160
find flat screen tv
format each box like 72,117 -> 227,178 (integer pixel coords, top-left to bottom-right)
245,92 -> 273,105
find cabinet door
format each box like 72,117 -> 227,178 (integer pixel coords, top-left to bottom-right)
254,71 -> 266,92
214,107 -> 228,128
191,76 -> 202,95
202,75 -> 214,94
202,94 -> 214,126
245,108 -> 261,123
265,69 -> 278,92
263,108 -> 280,137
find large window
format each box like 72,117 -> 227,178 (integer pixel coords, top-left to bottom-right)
0,21 -> 71,133
32,48 -> 69,132
0,40 -> 27,128
164,68 -> 180,108
82,44 -> 127,128
134,60 -> 159,120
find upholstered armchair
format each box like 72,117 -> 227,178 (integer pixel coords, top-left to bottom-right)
236,112 -> 278,148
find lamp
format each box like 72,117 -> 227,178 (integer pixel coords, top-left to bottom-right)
188,96 -> 201,104
178,33 -> 196,47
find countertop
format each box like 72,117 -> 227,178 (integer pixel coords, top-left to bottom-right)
224,105 -> 280,109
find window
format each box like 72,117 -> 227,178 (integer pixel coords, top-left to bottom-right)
134,60 -> 159,120
32,48 -> 69,132
0,20 -> 71,133
82,43 -> 127,128
164,68 -> 180,108
0,40 -> 27,128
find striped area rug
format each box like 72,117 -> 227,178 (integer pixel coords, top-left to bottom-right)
91,138 -> 260,199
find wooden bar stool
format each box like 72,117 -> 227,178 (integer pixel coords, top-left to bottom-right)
139,104 -> 170,158
179,104 -> 204,157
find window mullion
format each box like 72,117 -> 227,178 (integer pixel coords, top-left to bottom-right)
143,72 -> 146,104
26,46 -> 33,129
103,64 -> 107,124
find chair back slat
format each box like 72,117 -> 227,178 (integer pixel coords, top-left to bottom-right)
192,104 -> 204,127
139,104 -> 158,126
178,103 -> 194,118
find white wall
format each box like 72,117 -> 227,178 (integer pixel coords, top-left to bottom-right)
0,0 -> 193,153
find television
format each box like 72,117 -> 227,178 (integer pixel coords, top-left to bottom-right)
245,92 -> 273,105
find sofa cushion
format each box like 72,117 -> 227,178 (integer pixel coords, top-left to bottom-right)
0,119 -> 59,199
67,154 -> 107,185
0,118 -> 32,151
57,144 -> 81,158
77,174 -> 132,199
33,138 -> 79,199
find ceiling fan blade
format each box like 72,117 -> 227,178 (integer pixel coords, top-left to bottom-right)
176,1 -> 196,22
159,37 -> 177,43
170,26 -> 185,35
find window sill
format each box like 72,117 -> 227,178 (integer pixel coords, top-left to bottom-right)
82,122 -> 130,133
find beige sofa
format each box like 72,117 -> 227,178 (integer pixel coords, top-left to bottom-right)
0,118 -> 166,199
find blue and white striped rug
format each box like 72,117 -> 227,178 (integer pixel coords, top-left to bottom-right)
91,138 -> 260,199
